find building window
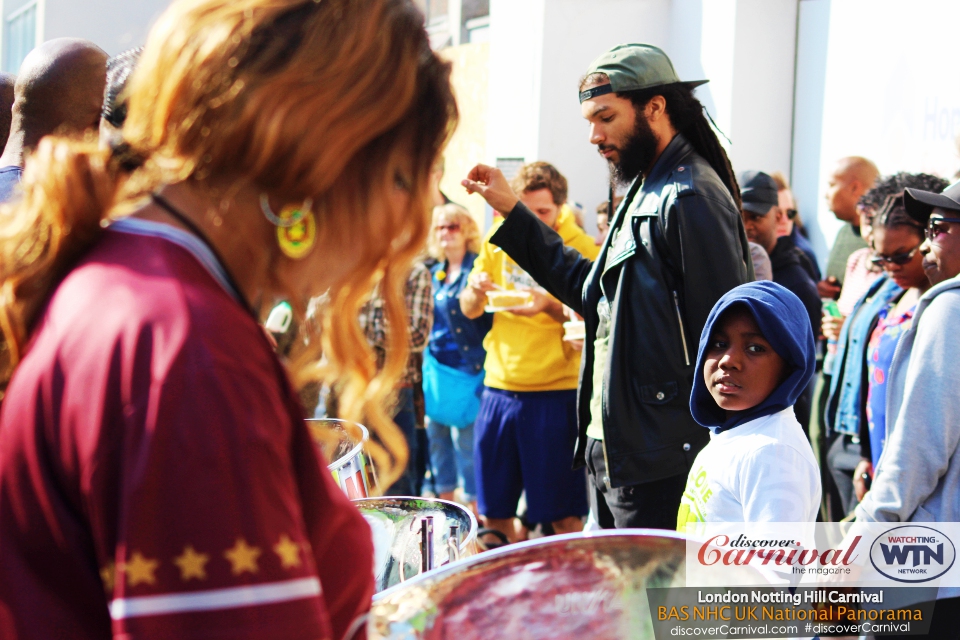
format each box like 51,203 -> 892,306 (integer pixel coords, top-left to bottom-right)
5,2 -> 37,73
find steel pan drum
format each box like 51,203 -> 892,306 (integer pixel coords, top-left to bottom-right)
369,530 -> 765,639
354,497 -> 478,593
308,418 -> 372,499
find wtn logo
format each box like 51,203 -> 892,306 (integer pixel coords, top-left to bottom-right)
879,543 -> 944,566
870,526 -> 956,583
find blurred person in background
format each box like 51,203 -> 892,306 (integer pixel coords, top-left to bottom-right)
823,173 -> 946,519
462,44 -> 751,529
429,155 -> 459,209
594,194 -> 621,246
739,170 -> 819,430
819,156 -> 879,299
0,1 -> 456,638
812,156 -> 878,513
855,182 -> 960,639
460,161 -> 597,542
0,38 -> 107,203
772,171 -> 820,281
422,204 -> 491,510
0,74 -> 15,157
357,263 -> 433,497
748,242 -> 773,281
99,47 -> 143,147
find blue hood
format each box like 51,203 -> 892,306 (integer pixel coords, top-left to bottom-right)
690,281 -> 816,431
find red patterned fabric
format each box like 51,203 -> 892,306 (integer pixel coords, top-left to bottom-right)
0,230 -> 372,640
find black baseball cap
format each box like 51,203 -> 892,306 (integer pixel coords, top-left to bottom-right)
739,170 -> 779,215
904,181 -> 960,224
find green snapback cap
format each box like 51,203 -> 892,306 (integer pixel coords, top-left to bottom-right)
580,43 -> 708,103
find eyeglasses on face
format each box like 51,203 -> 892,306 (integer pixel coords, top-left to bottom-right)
870,245 -> 922,267
926,216 -> 960,242
435,223 -> 461,233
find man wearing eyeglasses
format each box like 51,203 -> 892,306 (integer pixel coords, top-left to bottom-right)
854,182 -> 960,635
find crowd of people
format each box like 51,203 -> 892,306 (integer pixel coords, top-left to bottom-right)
0,0 -> 958,638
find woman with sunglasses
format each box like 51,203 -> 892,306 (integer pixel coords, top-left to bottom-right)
853,182 -> 960,640
422,204 -> 491,513
856,195 -> 931,498
824,174 -> 946,519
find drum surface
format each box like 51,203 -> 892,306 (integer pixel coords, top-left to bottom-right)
369,530 -> 764,639
354,497 -> 478,593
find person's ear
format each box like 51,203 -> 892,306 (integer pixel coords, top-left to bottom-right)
646,95 -> 668,123
773,206 -> 785,223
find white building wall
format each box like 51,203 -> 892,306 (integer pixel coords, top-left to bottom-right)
813,0 -> 960,256
727,0 -> 797,178
486,0 -> 546,171
486,0 -> 798,235
536,0 -> 671,223
791,0 -> 832,265
41,0 -> 169,55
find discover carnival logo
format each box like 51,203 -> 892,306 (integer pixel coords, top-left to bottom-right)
695,534 -> 861,574
869,525 -> 956,583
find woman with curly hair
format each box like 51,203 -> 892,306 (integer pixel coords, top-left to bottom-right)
0,1 -> 456,639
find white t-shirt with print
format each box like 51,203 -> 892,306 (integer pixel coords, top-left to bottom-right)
677,408 -> 821,528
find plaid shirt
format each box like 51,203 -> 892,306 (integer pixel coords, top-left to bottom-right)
358,262 -> 433,385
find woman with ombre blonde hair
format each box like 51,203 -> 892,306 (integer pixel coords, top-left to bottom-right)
0,0 -> 456,638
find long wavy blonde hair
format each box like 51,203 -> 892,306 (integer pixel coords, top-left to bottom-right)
0,0 -> 457,489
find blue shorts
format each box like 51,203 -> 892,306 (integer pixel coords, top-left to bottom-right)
474,387 -> 588,523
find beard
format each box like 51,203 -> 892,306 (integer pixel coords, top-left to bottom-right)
601,114 -> 659,187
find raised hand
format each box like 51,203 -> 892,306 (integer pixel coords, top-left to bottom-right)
462,164 -> 520,215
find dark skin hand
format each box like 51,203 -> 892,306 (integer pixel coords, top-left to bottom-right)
461,164 -> 519,214
817,276 -> 842,299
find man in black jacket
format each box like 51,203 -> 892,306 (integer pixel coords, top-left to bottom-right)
461,44 -> 752,529
739,170 -> 820,430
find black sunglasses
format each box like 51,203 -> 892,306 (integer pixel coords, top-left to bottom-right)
870,245 -> 922,267
926,216 -> 960,242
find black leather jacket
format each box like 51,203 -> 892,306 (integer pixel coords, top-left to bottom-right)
491,134 -> 752,488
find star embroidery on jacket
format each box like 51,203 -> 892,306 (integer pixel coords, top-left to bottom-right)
224,538 -> 261,575
100,561 -> 116,592
273,534 -> 302,569
125,551 -> 159,587
174,545 -> 210,581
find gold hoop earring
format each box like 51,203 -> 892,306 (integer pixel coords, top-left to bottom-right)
274,202 -> 317,259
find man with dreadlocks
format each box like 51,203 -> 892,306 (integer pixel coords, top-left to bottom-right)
462,44 -> 751,529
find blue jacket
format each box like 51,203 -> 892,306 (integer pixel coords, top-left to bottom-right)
428,253 -> 491,374
825,275 -> 902,437
690,281 -> 816,432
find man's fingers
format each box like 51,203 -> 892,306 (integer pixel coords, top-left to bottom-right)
462,178 -> 487,196
466,163 -> 494,183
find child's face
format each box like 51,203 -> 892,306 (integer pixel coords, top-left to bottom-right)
703,306 -> 789,416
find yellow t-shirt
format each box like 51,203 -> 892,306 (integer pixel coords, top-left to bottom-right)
472,206 -> 600,391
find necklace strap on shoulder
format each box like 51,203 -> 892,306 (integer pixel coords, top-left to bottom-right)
149,193 -> 257,319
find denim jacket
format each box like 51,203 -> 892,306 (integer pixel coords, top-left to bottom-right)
825,275 -> 902,437
429,252 -> 492,374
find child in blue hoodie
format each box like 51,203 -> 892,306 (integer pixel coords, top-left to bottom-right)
677,281 -> 821,528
